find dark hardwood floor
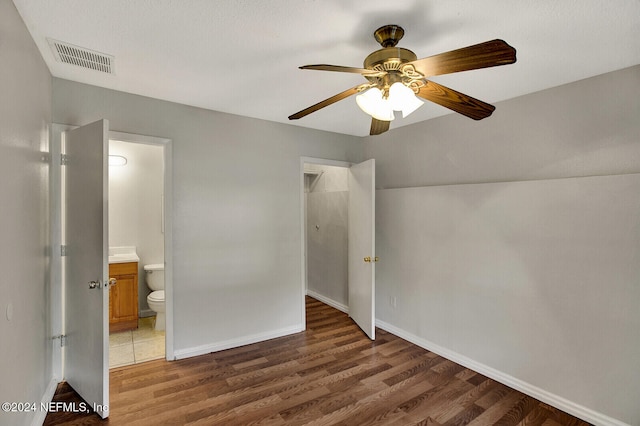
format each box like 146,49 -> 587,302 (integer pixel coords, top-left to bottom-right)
45,296 -> 591,425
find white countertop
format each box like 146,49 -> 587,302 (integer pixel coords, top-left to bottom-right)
108,246 -> 140,264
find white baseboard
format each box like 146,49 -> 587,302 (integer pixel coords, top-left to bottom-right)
306,290 -> 348,313
375,319 -> 628,426
31,377 -> 59,426
174,291 -> 347,361
172,324 -> 304,360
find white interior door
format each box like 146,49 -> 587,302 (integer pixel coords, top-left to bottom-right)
348,159 -> 376,339
63,119 -> 109,418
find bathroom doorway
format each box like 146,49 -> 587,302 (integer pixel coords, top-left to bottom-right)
107,136 -> 169,368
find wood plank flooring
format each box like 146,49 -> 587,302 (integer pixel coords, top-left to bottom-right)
45,296 -> 592,425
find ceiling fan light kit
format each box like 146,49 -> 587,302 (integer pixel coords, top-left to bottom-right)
356,82 -> 424,121
356,88 -> 394,121
289,24 -> 517,135
389,82 -> 424,118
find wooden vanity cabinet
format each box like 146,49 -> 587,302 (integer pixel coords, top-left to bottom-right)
109,262 -> 138,333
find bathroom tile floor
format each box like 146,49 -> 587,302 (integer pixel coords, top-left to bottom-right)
109,317 -> 165,368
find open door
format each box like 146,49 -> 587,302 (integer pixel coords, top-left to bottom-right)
348,159 -> 375,339
63,119 -> 109,418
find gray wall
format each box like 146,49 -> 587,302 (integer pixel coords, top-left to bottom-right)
305,165 -> 349,308
0,0 -> 53,425
366,65 -> 640,425
52,79 -> 363,355
366,66 -> 640,189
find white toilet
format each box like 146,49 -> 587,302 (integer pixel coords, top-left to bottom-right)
144,263 -> 165,331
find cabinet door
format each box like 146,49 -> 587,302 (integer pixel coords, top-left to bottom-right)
109,262 -> 138,332
113,274 -> 137,321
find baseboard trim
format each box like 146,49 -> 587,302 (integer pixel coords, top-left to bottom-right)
306,290 -> 348,314
31,377 -> 59,426
173,324 -> 304,360
375,319 -> 628,426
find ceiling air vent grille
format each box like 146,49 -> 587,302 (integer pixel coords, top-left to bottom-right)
48,38 -> 114,74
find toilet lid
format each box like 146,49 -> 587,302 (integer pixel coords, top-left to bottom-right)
144,263 -> 164,272
148,290 -> 165,302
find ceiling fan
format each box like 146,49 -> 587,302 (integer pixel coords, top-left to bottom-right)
289,25 -> 516,135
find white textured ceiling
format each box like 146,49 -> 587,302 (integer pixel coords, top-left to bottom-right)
12,0 -> 640,137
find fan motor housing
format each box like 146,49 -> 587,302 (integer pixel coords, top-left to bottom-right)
364,47 -> 417,70
363,47 -> 418,86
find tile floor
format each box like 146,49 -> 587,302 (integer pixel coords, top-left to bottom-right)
109,317 -> 165,368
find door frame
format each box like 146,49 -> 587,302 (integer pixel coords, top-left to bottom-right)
299,156 -> 352,327
109,131 -> 174,361
50,125 -> 175,382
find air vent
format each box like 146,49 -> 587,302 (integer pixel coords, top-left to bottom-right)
47,38 -> 114,74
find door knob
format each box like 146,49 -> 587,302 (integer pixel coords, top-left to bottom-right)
88,280 -> 101,289
364,256 -> 371,263
374,256 -> 379,262
108,278 -> 117,287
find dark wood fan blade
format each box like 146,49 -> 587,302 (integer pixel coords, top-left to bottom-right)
370,118 -> 390,135
289,85 -> 362,120
407,39 -> 516,77
300,64 -> 386,77
417,80 -> 495,120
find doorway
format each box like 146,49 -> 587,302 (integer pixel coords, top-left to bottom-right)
50,124 -> 174,392
107,139 -> 166,368
303,161 -> 350,313
300,157 -> 376,340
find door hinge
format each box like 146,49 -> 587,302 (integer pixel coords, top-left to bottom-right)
60,245 -> 68,257
60,154 -> 69,165
53,334 -> 67,347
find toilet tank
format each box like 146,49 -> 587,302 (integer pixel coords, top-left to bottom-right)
144,263 -> 165,291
